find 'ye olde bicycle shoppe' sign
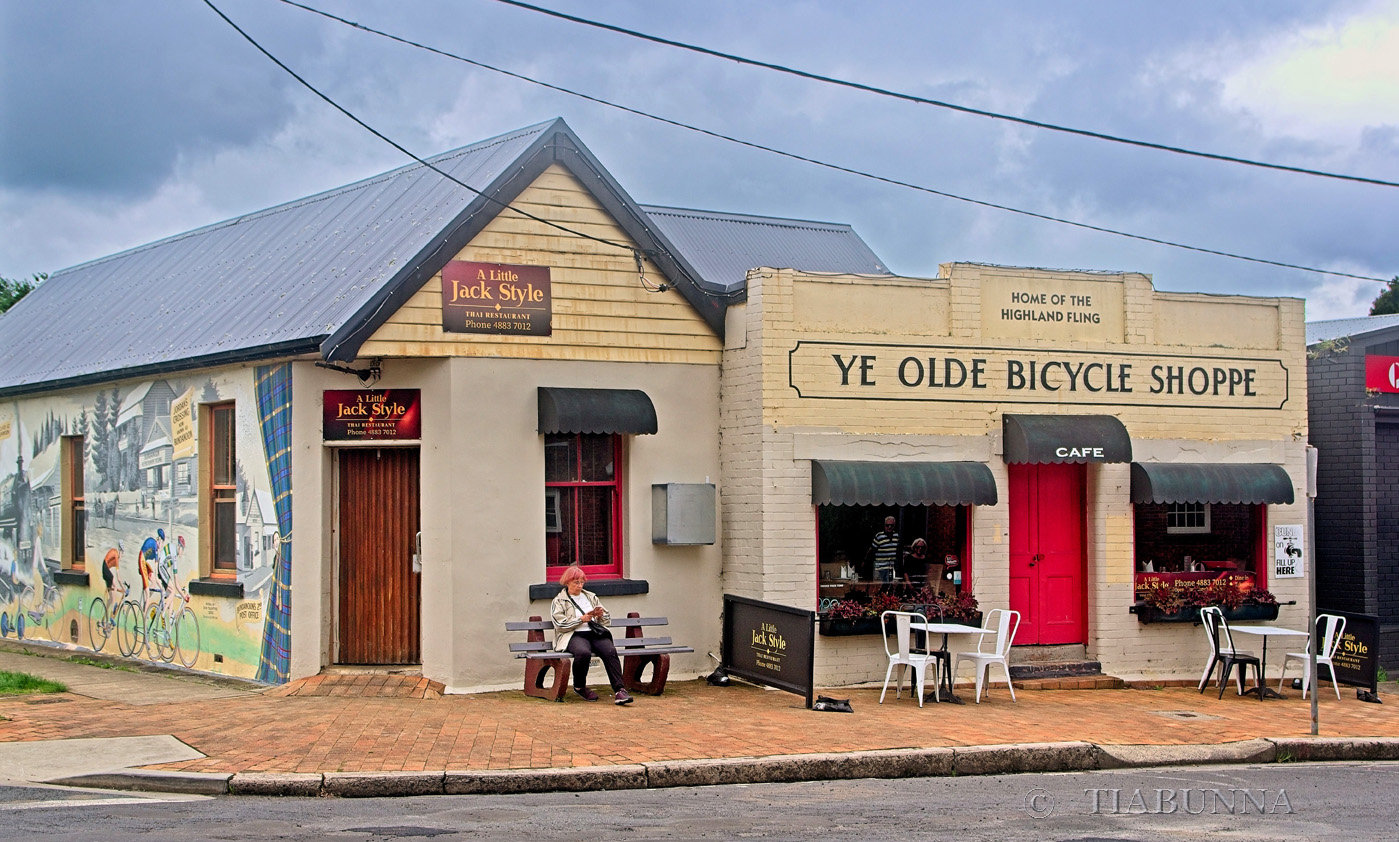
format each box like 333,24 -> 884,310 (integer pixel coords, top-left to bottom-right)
789,342 -> 1289,410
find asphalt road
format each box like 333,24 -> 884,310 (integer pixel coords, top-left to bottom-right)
1,761 -> 1395,840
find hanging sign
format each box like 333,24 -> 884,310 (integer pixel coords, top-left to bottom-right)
323,389 -> 421,441
170,388 -> 195,460
1365,355 -> 1399,393
441,260 -> 552,336
1272,524 -> 1304,578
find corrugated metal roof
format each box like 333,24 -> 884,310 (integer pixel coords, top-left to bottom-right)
0,120 -> 554,396
1306,313 -> 1399,345
0,119 -> 892,398
639,205 -> 890,291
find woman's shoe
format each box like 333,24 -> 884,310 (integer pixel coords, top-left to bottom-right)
574,686 -> 599,701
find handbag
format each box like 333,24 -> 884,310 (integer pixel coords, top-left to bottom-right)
587,620 -> 611,637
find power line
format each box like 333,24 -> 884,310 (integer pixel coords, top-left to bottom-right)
487,0 -> 1399,191
274,0 -> 1390,284
200,0 -> 645,262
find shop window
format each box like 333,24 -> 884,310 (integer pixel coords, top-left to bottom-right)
1133,501 -> 1267,594
204,402 -> 237,576
816,504 -> 973,615
61,435 -> 85,570
1166,502 -> 1210,534
544,433 -> 623,579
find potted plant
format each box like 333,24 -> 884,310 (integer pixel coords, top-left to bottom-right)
819,597 -> 882,636
905,586 -> 982,627
1133,574 -> 1279,624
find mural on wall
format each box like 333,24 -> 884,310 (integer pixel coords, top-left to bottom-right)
0,366 -> 291,682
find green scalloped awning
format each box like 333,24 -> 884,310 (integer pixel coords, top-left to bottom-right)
1130,462 -> 1294,504
1002,414 -> 1132,464
811,460 -> 998,507
537,387 -> 657,435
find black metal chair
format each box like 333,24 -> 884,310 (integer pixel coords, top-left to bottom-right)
1200,606 -> 1262,700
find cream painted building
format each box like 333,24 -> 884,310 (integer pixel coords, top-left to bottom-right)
0,119 -> 1308,692
721,264 -> 1308,684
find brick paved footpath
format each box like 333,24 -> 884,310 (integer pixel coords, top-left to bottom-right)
3,669 -> 1397,776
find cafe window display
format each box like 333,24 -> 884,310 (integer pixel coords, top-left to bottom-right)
1132,501 -> 1273,621
817,504 -> 977,631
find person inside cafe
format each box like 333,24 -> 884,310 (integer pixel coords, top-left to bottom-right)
867,515 -> 901,584
551,566 -> 633,705
902,537 -> 929,587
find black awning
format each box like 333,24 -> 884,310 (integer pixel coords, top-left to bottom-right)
537,387 -> 657,435
811,460 -> 998,507
1002,414 -> 1132,464
1130,462 -> 1294,505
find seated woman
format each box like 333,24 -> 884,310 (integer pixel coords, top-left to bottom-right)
551,566 -> 633,705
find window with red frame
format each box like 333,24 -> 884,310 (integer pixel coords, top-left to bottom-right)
544,433 -> 623,578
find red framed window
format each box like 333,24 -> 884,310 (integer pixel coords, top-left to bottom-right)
545,433 -> 623,578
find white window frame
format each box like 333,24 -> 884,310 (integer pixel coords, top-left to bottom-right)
1166,502 -> 1211,534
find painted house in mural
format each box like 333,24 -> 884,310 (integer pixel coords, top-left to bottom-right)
0,118 -> 1309,690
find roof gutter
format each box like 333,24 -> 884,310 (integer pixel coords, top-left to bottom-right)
0,337 -> 324,401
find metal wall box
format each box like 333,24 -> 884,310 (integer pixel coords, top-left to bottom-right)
652,483 -> 716,545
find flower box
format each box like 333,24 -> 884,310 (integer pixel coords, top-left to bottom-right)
818,616 -> 883,636
1133,603 -> 1279,624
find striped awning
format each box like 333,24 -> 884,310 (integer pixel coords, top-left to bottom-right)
811,460 -> 998,507
1130,462 -> 1294,505
537,387 -> 657,435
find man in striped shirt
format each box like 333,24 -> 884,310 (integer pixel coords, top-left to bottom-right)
868,516 -> 900,584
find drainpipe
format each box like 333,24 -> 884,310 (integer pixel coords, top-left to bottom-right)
1306,445 -> 1318,736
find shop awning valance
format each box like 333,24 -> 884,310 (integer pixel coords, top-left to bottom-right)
537,387 -> 657,435
1002,414 -> 1132,464
1130,462 -> 1294,505
811,460 -> 998,507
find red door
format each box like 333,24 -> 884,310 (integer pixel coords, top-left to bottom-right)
337,447 -> 421,664
1009,463 -> 1085,645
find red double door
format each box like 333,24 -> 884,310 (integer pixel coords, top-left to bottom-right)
1009,463 -> 1086,646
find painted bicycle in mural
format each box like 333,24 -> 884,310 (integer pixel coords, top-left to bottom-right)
109,533 -> 201,667
0,542 -> 63,641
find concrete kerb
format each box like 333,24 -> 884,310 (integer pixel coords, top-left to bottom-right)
446,765 -> 648,795
47,769 -> 233,795
1266,736 -> 1399,762
1095,738 -> 1276,769
48,738 -> 1399,796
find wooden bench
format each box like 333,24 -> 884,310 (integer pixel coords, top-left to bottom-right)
506,612 -> 693,702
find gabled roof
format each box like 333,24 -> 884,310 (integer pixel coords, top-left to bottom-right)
1306,313 -> 1399,346
0,118 -> 890,399
638,205 -> 890,292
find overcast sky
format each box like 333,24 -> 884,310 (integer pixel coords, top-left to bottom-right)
2,0 -> 1396,320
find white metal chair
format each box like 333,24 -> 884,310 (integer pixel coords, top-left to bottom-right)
1278,613 -> 1346,700
953,608 -> 1020,703
879,610 -> 938,706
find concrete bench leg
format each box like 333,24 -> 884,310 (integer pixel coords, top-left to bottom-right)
524,657 -> 572,701
623,653 -> 671,695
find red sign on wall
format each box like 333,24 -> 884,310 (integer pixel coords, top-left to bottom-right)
1365,355 -> 1399,393
323,390 -> 422,441
441,261 -> 552,336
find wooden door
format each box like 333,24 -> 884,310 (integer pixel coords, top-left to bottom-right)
1009,462 -> 1085,645
337,447 -> 420,664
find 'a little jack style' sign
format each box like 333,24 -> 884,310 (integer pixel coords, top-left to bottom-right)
441,261 -> 552,336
